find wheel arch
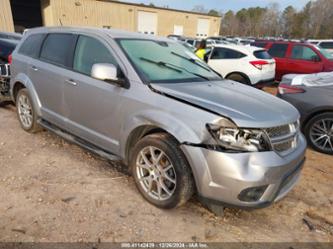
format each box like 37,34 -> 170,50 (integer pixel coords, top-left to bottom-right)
225,71 -> 251,84
302,108 -> 333,131
11,73 -> 42,117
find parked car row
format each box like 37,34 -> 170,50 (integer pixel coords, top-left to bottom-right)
1,27 -> 307,211
251,41 -> 333,81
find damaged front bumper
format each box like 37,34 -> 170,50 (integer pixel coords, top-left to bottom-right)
180,133 -> 307,209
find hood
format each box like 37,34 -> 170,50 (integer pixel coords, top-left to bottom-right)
151,80 -> 299,128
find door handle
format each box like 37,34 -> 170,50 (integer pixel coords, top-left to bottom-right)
31,66 -> 38,72
65,79 -> 78,86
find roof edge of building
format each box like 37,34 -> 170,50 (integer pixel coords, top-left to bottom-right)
96,0 -> 222,18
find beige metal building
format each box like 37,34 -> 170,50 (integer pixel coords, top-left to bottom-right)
0,0 -> 221,38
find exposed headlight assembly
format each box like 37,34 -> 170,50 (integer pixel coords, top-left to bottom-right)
206,123 -> 271,152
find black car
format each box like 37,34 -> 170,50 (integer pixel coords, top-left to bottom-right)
0,38 -> 19,64
0,38 -> 19,105
277,73 -> 333,155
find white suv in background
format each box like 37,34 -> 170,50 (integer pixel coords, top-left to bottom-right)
207,44 -> 276,87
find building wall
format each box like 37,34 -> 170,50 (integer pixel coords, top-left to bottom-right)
0,0 -> 15,32
41,0 -> 221,37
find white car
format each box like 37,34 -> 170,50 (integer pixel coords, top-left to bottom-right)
207,44 -> 276,86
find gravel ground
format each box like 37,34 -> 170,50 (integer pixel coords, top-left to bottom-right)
0,98 -> 332,242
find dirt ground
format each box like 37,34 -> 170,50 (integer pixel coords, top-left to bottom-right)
0,89 -> 333,242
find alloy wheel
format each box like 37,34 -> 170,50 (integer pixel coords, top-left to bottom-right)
309,118 -> 333,153
18,94 -> 33,129
135,146 -> 177,201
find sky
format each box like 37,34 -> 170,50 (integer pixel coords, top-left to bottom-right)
120,0 -> 311,12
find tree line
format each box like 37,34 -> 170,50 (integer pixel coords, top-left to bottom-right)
193,0 -> 333,39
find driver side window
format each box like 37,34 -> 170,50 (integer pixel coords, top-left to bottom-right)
73,35 -> 118,75
291,45 -> 320,61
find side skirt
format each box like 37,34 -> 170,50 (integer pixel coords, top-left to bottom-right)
38,119 -> 122,162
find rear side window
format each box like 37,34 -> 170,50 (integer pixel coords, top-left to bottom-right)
40,33 -> 77,67
73,35 -> 118,76
291,45 -> 319,61
268,44 -> 288,58
253,50 -> 272,59
319,42 -> 333,49
210,47 -> 246,59
18,34 -> 45,58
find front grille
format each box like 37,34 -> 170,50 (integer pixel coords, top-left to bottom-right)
265,122 -> 299,156
266,124 -> 291,138
274,139 -> 294,152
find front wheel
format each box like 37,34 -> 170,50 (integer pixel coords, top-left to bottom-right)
304,112 -> 333,155
130,133 -> 195,209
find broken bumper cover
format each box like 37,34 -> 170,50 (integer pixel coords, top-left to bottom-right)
180,133 -> 307,209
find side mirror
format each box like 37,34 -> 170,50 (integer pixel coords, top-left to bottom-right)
91,63 -> 128,88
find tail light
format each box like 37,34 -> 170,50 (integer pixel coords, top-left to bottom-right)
8,54 -> 12,64
250,60 -> 269,70
278,84 -> 306,94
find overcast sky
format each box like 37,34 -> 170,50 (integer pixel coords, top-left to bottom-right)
120,0 -> 311,12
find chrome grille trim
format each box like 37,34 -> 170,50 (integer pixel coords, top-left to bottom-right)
264,122 -> 299,156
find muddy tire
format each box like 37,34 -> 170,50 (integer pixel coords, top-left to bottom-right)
130,133 -> 195,209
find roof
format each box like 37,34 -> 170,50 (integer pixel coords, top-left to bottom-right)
0,38 -> 19,46
213,44 -> 263,54
26,26 -> 174,41
97,0 -> 221,18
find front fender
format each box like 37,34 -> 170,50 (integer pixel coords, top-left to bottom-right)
11,73 -> 42,117
119,109 -> 204,158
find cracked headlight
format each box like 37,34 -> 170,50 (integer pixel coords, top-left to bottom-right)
206,124 -> 271,152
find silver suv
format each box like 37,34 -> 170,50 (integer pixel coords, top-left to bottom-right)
10,27 -> 306,209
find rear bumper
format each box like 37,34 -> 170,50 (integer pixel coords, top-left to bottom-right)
180,133 -> 307,209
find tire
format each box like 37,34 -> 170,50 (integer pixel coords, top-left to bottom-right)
226,73 -> 251,85
16,88 -> 42,133
304,112 -> 333,155
130,133 -> 195,209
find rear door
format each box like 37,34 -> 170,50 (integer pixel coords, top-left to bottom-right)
286,44 -> 324,75
208,47 -> 246,77
267,43 -> 289,81
30,33 -> 78,128
63,35 -> 124,153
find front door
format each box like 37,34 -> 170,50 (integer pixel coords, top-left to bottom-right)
285,44 -> 324,75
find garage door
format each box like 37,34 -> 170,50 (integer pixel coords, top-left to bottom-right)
197,18 -> 210,38
137,11 -> 157,35
173,25 -> 183,36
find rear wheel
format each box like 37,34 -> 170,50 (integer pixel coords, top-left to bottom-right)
16,88 -> 42,133
130,133 -> 195,209
226,73 -> 251,85
304,112 -> 333,155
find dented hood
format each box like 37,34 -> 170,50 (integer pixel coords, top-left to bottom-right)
151,80 -> 299,128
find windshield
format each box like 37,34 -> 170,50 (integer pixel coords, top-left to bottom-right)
118,39 -> 221,84
316,46 -> 333,60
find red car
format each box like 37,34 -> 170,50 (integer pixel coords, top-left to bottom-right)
251,41 -> 333,81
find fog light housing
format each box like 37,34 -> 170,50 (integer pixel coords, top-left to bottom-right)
238,185 -> 268,202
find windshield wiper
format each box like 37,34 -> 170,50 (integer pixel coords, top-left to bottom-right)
140,57 -> 210,81
140,57 -> 182,73
170,51 -> 211,72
